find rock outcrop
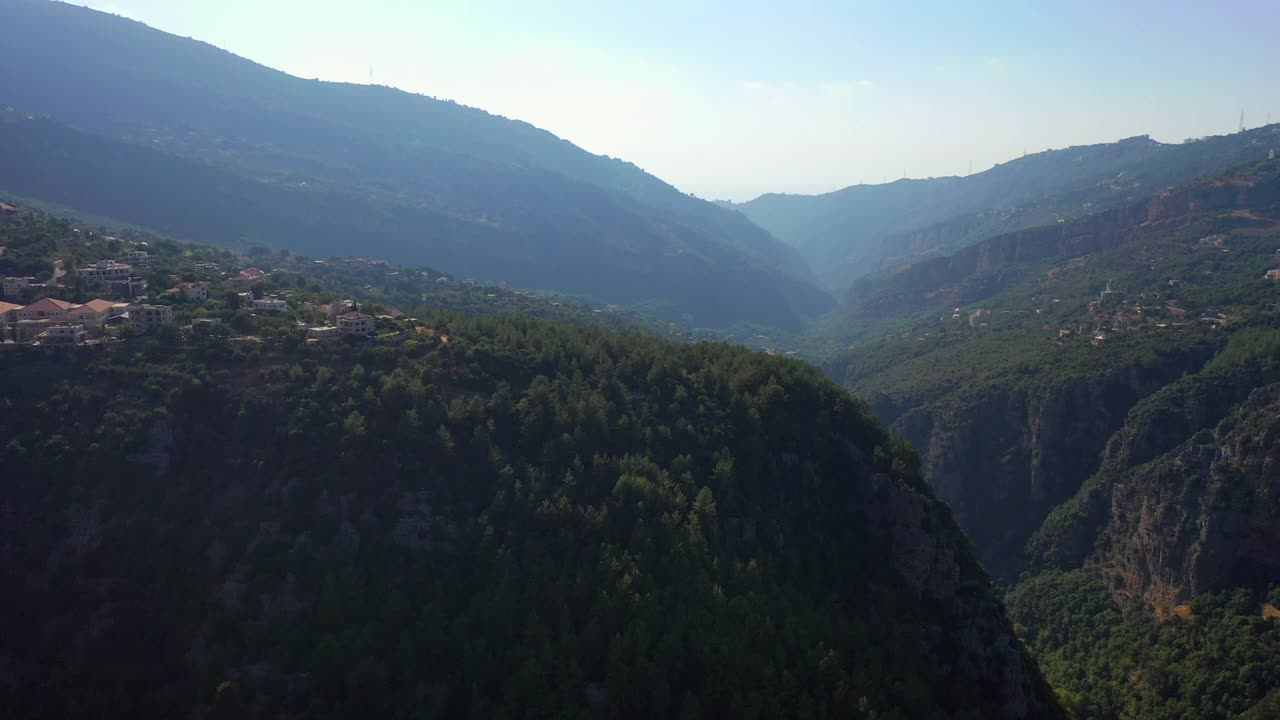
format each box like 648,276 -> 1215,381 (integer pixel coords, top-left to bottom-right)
863,472 -> 1054,716
1030,363 -> 1280,609
877,346 -> 1215,580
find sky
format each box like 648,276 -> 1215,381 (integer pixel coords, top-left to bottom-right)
80,0 -> 1280,201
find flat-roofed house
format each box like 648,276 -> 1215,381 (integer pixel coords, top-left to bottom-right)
77,260 -> 133,284
3,276 -> 35,297
131,304 -> 174,332
252,297 -> 288,313
37,324 -> 87,346
337,312 -> 375,336
306,326 -> 342,345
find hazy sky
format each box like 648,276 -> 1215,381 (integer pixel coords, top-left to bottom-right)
80,0 -> 1280,201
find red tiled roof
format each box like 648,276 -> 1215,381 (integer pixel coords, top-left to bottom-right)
70,298 -> 115,314
23,297 -> 75,313
0,301 -> 23,314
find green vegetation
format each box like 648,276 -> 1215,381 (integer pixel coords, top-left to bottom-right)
732,128 -> 1278,289
0,1 -> 833,329
1008,571 -> 1280,720
0,325 -> 1051,719
812,161 -> 1280,574
796,159 -> 1280,719
0,202 -> 1057,719
0,203 -> 684,342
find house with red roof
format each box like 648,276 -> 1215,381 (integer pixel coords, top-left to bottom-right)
226,268 -> 267,290
14,297 -> 76,341
17,297 -> 75,322
168,281 -> 209,302
0,300 -> 22,340
68,298 -> 120,328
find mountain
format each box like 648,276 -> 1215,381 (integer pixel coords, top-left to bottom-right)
727,128 -> 1280,289
0,0 -> 831,329
1007,349 -> 1280,720
843,157 -> 1280,321
1031,353 -> 1280,606
822,158 -> 1280,579
0,204 -> 1059,719
813,159 -> 1280,718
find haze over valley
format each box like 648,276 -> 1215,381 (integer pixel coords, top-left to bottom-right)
4,2 -> 1280,718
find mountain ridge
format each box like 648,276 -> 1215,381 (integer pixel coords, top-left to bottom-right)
727,128 -> 1280,289
0,0 -> 830,328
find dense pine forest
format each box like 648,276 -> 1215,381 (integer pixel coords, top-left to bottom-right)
0,206 -> 1055,719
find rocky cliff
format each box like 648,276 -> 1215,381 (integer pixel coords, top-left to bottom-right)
1030,360 -> 1280,609
827,159 -> 1280,581
876,345 -> 1217,580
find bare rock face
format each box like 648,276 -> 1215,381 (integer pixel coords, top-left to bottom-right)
1095,384 -> 1280,608
1025,358 -> 1280,610
887,345 -> 1213,580
862,473 -> 1058,719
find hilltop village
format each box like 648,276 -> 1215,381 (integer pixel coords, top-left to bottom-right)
2,246 -> 416,348
0,217 -> 686,352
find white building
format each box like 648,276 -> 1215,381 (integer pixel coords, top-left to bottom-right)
306,326 -> 342,345
67,298 -> 118,328
253,297 -> 288,313
3,277 -> 34,297
77,260 -> 133,284
16,297 -> 75,322
125,250 -> 152,267
336,312 -> 375,335
38,324 -> 87,345
131,304 -> 174,331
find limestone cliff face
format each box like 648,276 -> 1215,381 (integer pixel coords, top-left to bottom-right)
862,472 -> 1061,718
1093,383 -> 1280,607
877,347 -> 1214,580
1028,364 -> 1280,609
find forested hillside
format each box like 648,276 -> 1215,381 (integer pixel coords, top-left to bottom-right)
1008,351 -> 1280,719
0,0 -> 831,329
0,202 -> 1059,719
817,159 -> 1280,717
729,127 -> 1280,289
824,159 -> 1280,576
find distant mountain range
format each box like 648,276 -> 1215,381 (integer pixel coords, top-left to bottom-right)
725,127 -> 1280,290
0,0 -> 831,329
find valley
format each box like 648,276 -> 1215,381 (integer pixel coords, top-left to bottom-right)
3,2 -> 1280,718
